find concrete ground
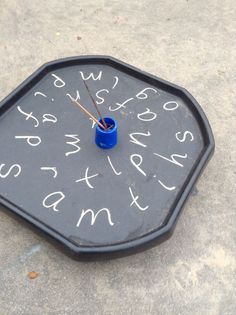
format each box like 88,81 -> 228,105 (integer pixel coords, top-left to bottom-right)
0,0 -> 235,314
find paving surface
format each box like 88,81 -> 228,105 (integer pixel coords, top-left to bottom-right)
0,1 -> 235,314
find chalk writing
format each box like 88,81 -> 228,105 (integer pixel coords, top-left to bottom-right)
34,92 -> 47,98
109,97 -> 134,111
42,114 -> 57,124
154,152 -> 187,167
17,106 -> 57,126
15,135 -> 41,146
158,179 -> 176,191
42,191 -> 65,212
75,167 -> 99,189
0,163 -> 21,178
40,167 -> 58,178
66,90 -> 80,102
89,117 -> 96,128
95,89 -> 109,105
51,74 -> 65,88
130,154 -> 146,176
34,92 -> 54,102
175,131 -> 194,142
136,87 -> 159,99
129,187 -> 149,211
129,131 -> 151,148
107,156 -> 122,175
17,106 -> 39,127
137,108 -> 157,121
112,76 -> 119,89
76,208 -> 114,227
79,71 -> 102,81
65,134 -> 81,156
163,101 -> 179,111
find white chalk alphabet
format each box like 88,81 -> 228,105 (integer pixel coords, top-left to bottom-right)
129,187 -> 149,211
65,134 -> 81,156
0,163 -> 21,178
15,135 -> 41,147
51,74 -> 65,88
76,208 -> 114,227
154,152 -> 187,167
42,191 -> 65,212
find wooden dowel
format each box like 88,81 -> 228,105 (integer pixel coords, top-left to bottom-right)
82,80 -> 108,129
67,95 -> 106,130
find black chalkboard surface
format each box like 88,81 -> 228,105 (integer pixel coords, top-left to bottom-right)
0,56 -> 214,258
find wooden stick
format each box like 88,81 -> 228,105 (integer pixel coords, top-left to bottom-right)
67,95 -> 106,130
82,80 -> 108,129
106,124 -> 114,130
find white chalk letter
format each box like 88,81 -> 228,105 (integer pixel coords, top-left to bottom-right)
109,98 -> 134,112
40,167 -> 58,178
163,101 -> 179,111
129,131 -> 151,148
51,74 -> 65,88
107,156 -> 122,175
137,108 -> 157,121
76,208 -> 114,227
15,136 -> 41,146
112,76 -> 119,89
42,191 -> 65,212
66,90 -> 80,102
136,87 -> 159,99
129,187 -> 149,211
65,134 -> 81,156
0,164 -> 21,178
130,154 -> 146,176
79,71 -> 102,81
153,152 -> 187,167
158,180 -> 176,191
42,114 -> 58,124
75,167 -> 99,189
34,92 -> 47,98
89,118 -> 96,128
95,89 -> 109,105
17,106 -> 39,127
175,131 -> 194,143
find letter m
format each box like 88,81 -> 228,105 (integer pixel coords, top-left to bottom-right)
76,208 -> 114,227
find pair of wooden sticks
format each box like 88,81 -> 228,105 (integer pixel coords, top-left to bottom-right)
67,80 -> 109,131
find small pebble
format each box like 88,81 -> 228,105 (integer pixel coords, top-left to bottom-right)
28,271 -> 39,279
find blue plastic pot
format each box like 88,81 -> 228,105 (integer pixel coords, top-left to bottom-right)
95,117 -> 118,149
